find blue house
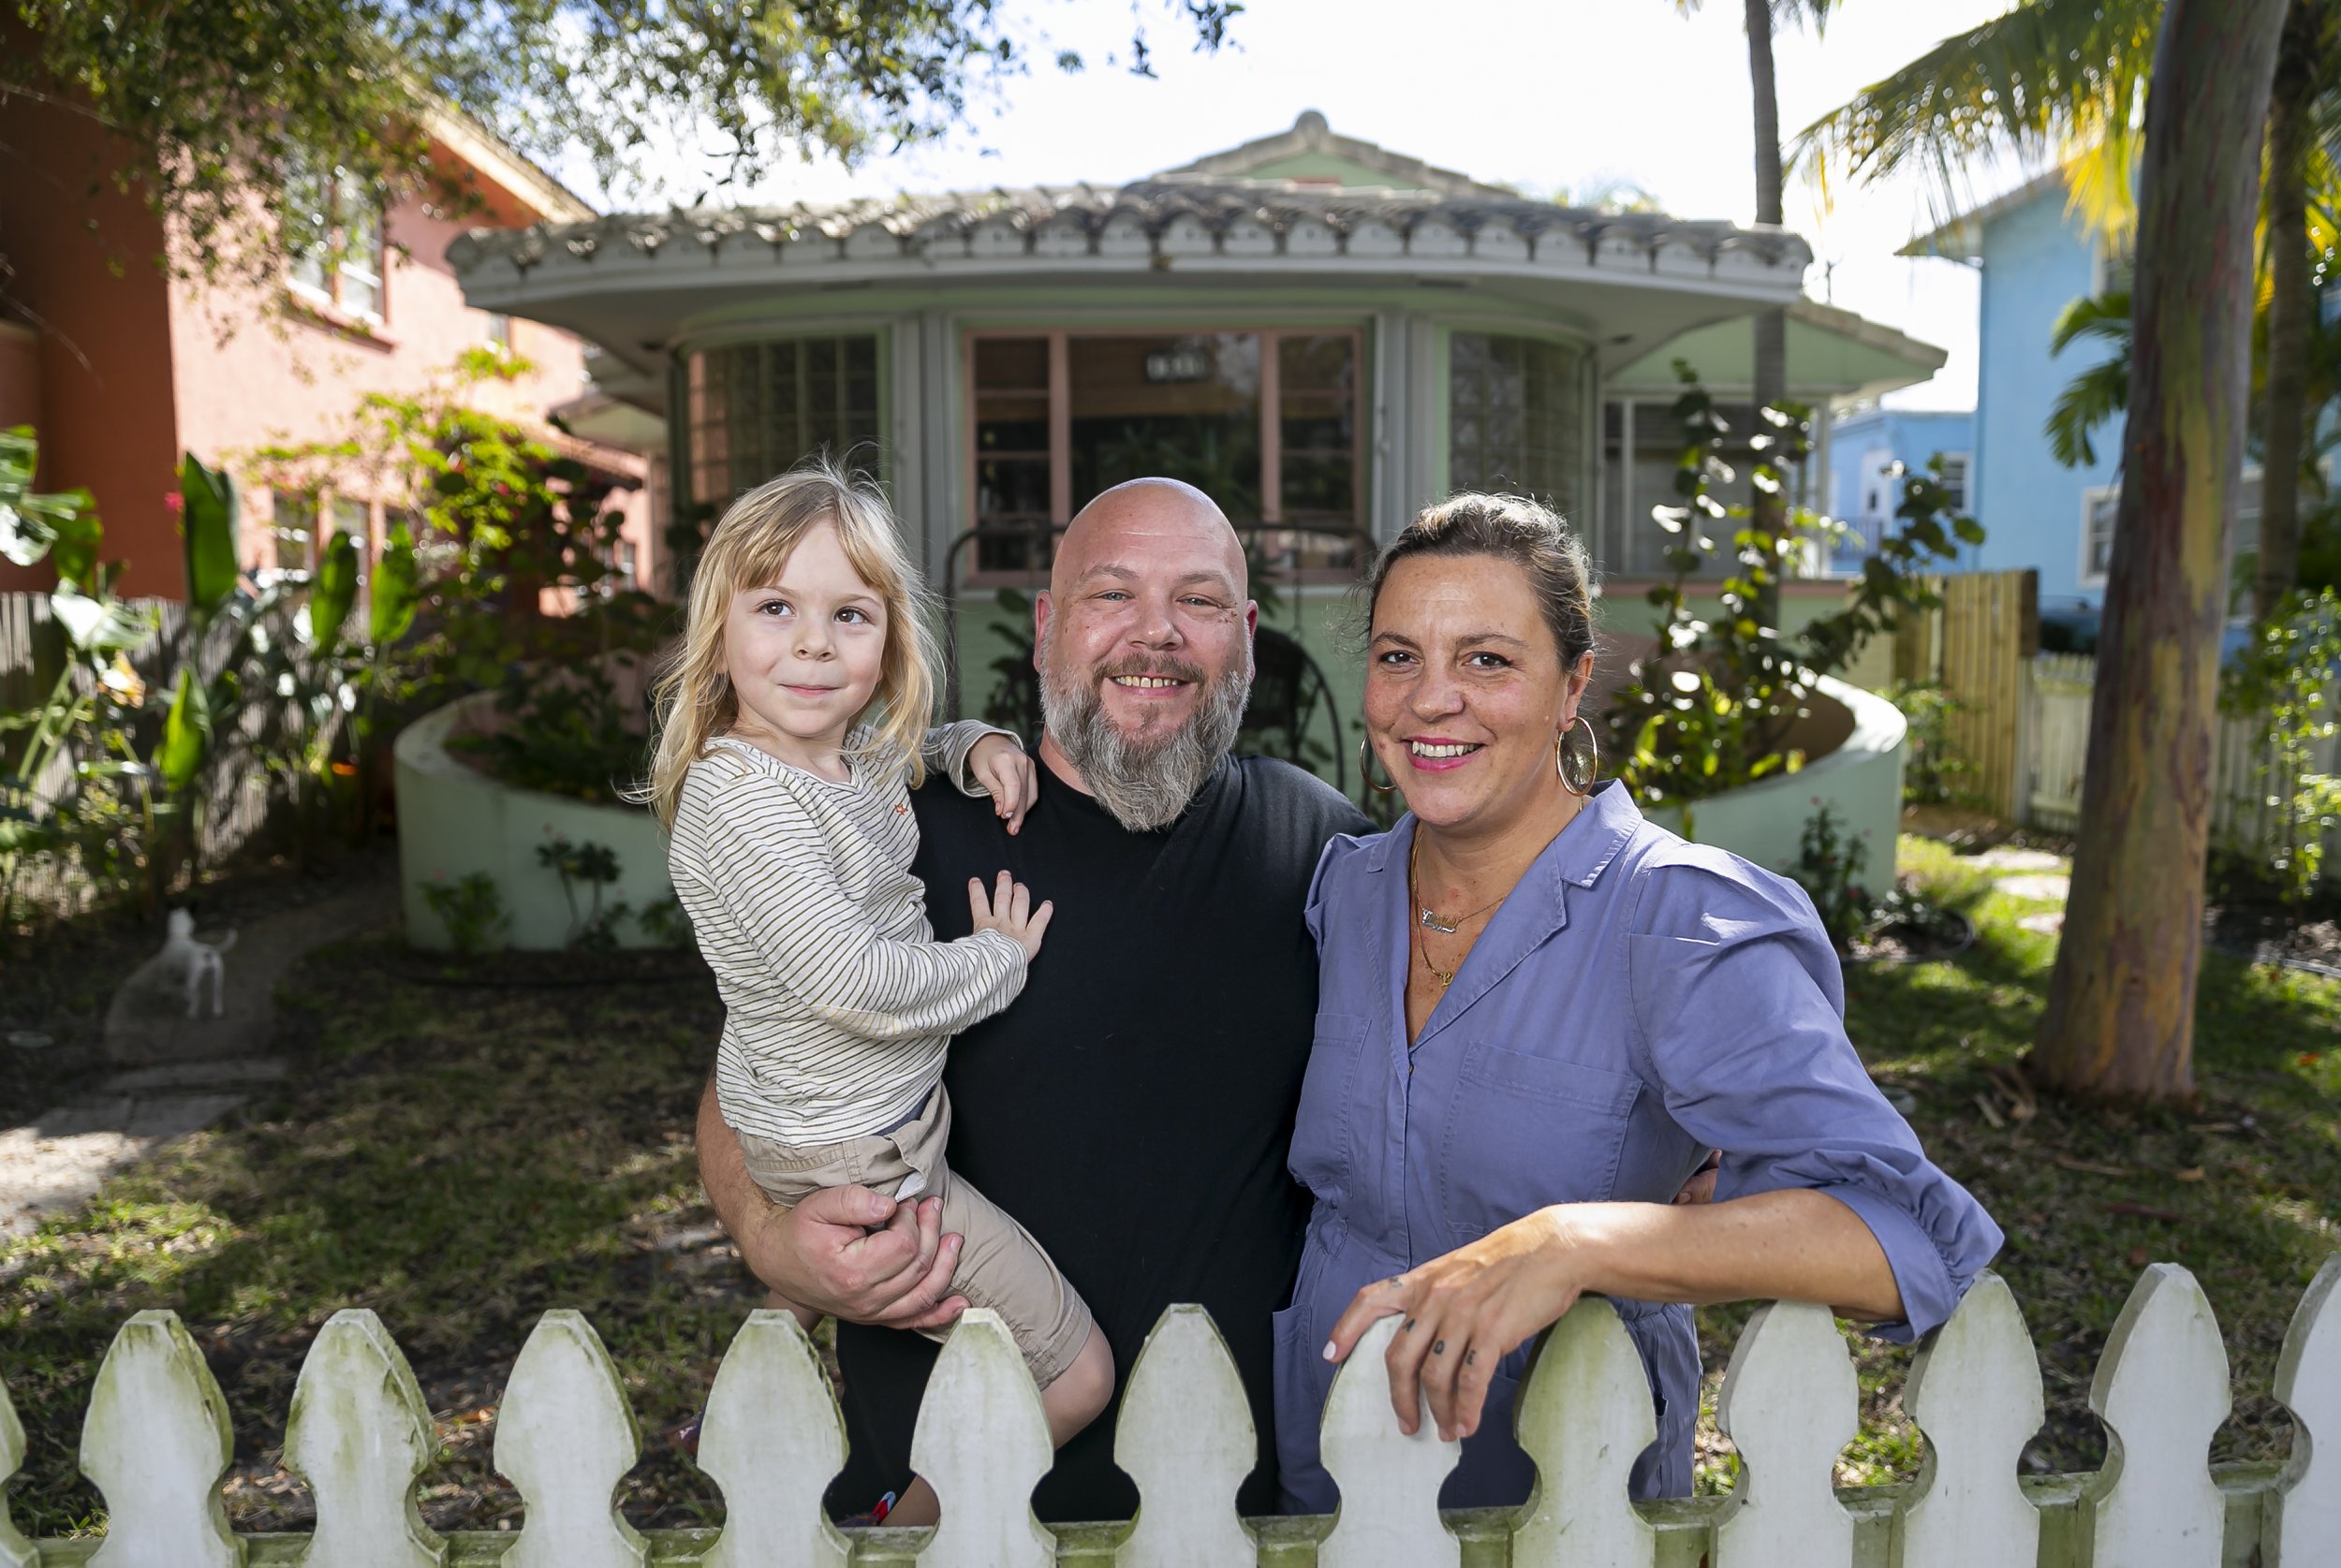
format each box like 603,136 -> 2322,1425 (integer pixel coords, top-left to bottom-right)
1906,173 -> 2126,623
1908,173 -> 2269,634
1822,403 -> 1973,576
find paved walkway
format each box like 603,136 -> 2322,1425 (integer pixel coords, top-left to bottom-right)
0,873 -> 397,1238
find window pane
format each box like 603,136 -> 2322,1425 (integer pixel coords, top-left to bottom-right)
1274,334 -> 1360,569
272,490 -> 317,572
975,337 -> 1049,391
1067,334 -> 1262,521
1449,333 -> 1583,528
685,336 -> 882,506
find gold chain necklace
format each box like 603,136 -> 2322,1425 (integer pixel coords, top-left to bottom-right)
1409,835 -> 1504,990
1409,835 -> 1506,934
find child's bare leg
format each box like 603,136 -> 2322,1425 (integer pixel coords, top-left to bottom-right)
764,1290 -> 819,1334
882,1475 -> 941,1528
1039,1326 -> 1113,1448
874,1329 -> 1112,1531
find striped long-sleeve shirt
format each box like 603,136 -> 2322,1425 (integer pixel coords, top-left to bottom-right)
670,722 -> 1027,1145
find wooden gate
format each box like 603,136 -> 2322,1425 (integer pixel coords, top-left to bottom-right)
1894,569 -> 2039,820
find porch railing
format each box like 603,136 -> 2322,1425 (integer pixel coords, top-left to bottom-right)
7,1256 -> 2335,1565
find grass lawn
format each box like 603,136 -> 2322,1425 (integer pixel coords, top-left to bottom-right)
2,834 -> 2337,1536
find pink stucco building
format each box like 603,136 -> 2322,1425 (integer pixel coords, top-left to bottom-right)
0,93 -> 656,601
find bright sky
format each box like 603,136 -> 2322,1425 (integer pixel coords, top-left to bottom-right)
562,0 -> 2034,412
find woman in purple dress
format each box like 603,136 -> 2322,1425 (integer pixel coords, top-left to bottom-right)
1273,493 -> 2001,1510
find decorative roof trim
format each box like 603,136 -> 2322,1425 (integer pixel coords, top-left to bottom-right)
448,179 -> 1812,295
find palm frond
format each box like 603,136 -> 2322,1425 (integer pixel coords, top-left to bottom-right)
2049,289 -> 2134,356
1793,0 -> 2161,236
2045,290 -> 2132,468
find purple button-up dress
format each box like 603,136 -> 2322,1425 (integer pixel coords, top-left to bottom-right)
1272,781 -> 2003,1511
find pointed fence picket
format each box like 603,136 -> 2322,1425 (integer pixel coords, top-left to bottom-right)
493,1310 -> 647,1568
1898,1271 -> 2044,1568
2087,1266 -> 2232,1568
2274,1254 -> 2341,1565
1112,1304 -> 1258,1568
1714,1302 -> 1859,1568
6,1260 -> 2338,1566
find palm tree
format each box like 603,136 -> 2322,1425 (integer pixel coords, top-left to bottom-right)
1673,0 -> 1838,623
1797,0 -> 2341,621
1807,0 -> 2296,1102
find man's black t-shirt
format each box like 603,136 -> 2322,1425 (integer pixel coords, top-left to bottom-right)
829,747 -> 1372,1522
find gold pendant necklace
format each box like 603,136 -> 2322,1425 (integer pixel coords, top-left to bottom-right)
1415,922 -> 1458,989
1410,835 -> 1506,934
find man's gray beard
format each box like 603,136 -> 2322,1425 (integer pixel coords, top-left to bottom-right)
1038,635 -> 1252,832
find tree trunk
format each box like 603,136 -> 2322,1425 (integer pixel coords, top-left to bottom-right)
2032,0 -> 2290,1102
1746,0 -> 1789,626
2257,0 -> 2318,622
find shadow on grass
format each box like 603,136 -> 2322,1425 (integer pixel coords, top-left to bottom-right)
0,938 -> 757,1538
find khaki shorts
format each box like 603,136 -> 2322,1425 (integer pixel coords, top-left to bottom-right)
737,1087 -> 1094,1388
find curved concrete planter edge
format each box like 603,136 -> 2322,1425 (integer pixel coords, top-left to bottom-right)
1637,674 -> 1907,883
394,691 -> 672,951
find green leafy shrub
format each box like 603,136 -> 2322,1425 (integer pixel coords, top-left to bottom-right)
1608,366 -> 1982,813
1887,681 -> 1981,808
2220,588 -> 2341,909
250,351 -> 666,810
421,871 -> 511,954
1787,799 -> 1875,955
537,833 -> 628,949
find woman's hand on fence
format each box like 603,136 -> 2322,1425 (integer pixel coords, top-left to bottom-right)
744,1185 -> 971,1332
1321,1207 -> 1586,1443
968,734 -> 1039,834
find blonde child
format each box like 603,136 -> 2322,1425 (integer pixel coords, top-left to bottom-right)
643,462 -> 1112,1526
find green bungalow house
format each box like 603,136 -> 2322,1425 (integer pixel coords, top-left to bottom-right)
448,111 -> 1945,771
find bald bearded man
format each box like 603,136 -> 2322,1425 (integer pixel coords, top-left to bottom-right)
695,477 -> 1372,1521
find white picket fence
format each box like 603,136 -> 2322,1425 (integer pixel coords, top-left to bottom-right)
2023,651 -> 2341,854
6,1258 -> 2337,1567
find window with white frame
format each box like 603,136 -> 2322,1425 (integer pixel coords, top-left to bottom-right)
287,165 -> 385,322
2081,484 -> 2119,585
1936,452 -> 1971,513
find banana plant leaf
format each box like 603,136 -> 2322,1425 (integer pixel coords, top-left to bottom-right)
48,590 -> 155,654
155,665 -> 213,794
43,507 -> 102,590
369,524 -> 420,647
179,452 -> 243,623
309,528 -> 360,651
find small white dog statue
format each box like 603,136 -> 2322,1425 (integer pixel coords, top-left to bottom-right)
155,909 -> 238,1019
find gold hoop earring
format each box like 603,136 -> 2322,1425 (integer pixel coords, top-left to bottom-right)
1557,715 -> 1599,797
1359,736 -> 1397,795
